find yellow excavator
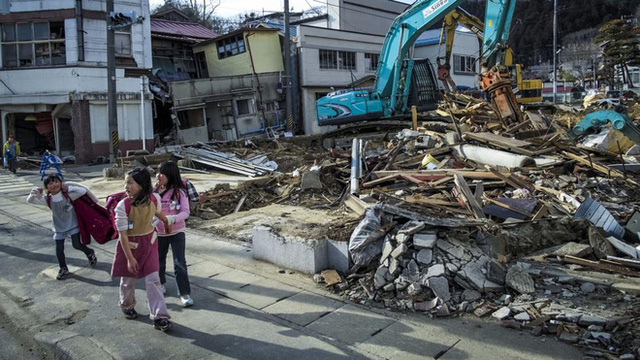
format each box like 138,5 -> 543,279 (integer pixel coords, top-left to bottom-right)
437,8 -> 543,104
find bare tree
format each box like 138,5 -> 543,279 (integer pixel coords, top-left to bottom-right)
185,0 -> 221,25
560,28 -> 602,88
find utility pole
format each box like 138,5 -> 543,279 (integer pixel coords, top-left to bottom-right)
107,0 -> 117,163
284,0 -> 294,133
552,0 -> 557,104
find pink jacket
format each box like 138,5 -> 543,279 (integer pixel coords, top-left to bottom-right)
154,188 -> 190,236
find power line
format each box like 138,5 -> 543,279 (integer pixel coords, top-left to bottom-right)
310,0 -> 402,22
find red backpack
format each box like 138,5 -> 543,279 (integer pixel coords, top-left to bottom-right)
105,192 -> 158,237
46,186 -> 115,245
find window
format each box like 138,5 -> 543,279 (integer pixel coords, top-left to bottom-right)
365,53 -> 379,72
319,49 -> 356,70
195,52 -> 208,78
453,54 -> 476,75
236,99 -> 251,116
115,26 -> 132,56
216,34 -> 245,59
1,21 -> 66,68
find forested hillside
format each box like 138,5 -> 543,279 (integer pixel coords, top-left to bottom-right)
461,0 -> 639,65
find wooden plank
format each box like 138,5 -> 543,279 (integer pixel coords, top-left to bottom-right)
404,195 -> 461,207
373,169 -> 505,180
344,194 -> 370,216
563,151 -> 638,186
465,132 -> 536,156
454,173 -> 486,220
362,174 -> 399,188
563,255 -> 640,277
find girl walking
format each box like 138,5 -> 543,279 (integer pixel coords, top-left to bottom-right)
154,162 -> 194,307
111,167 -> 173,332
27,174 -> 97,280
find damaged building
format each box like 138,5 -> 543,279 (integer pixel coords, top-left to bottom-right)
0,0 -> 153,163
169,27 -> 287,142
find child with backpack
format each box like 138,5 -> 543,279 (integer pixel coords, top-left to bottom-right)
27,174 -> 98,280
111,167 -> 173,332
154,162 -> 194,307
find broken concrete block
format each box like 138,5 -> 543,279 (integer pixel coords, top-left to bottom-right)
607,236 -> 640,259
445,262 -> 459,273
382,283 -> 396,292
413,232 -> 437,249
407,259 -> 420,280
462,289 -> 481,302
374,266 -> 389,289
380,240 -> 394,263
550,242 -> 593,257
580,282 -> 596,294
486,260 -> 506,285
381,258 -> 389,267
407,282 -> 422,296
455,260 -> 503,293
579,315 -> 608,327
558,332 -> 579,344
414,298 -> 439,312
473,305 -> 493,317
301,170 -> 323,189
395,233 -> 409,244
427,276 -> 451,302
395,281 -> 409,291
514,312 -> 531,321
416,249 -> 433,265
389,258 -> 401,276
390,244 -> 408,259
492,306 -> 511,320
588,227 -> 615,259
506,265 -> 535,294
425,264 -> 445,279
435,304 -> 450,317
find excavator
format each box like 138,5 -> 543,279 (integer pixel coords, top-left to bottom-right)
316,0 -> 525,127
436,8 -> 543,104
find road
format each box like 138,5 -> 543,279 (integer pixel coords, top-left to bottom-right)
0,168 -> 583,359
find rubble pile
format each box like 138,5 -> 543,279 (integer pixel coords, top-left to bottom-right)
314,95 -> 640,357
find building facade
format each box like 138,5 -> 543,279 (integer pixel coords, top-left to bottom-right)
169,28 -> 286,142
0,0 -> 152,163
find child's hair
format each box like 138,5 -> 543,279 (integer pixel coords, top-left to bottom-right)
43,174 -> 63,188
158,161 -> 185,200
128,167 -> 152,207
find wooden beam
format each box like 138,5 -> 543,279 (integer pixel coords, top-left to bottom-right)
454,173 -> 486,220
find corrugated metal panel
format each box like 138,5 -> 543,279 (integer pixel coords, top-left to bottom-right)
575,197 -> 625,239
151,19 -> 218,40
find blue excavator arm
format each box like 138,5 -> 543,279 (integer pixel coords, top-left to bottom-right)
569,109 -> 640,145
316,0 -> 521,127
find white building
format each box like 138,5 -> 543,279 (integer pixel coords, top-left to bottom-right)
0,0 -> 152,163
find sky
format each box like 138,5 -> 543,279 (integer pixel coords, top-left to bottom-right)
149,0 -> 414,19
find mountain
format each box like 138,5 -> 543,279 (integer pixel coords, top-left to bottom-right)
461,0 -> 640,65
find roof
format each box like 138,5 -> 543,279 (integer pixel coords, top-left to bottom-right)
195,27 -> 280,47
151,8 -> 191,21
151,19 -> 218,41
250,22 -> 297,38
291,14 -> 328,25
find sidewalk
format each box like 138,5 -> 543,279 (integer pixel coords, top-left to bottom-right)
0,186 -> 582,359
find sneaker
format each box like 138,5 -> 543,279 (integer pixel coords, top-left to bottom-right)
88,252 -> 97,268
153,319 -> 172,332
180,295 -> 194,308
161,284 -> 166,295
56,267 -> 69,280
122,308 -> 138,320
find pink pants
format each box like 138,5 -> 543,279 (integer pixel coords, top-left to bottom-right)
119,271 -> 170,320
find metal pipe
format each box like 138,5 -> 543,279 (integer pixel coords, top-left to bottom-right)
552,0 -> 557,104
140,76 -> 146,150
350,138 -> 360,195
75,0 -> 84,61
107,0 -> 117,162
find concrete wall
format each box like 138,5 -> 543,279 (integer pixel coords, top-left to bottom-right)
414,28 -> 480,89
0,0 -> 153,161
297,25 -> 385,135
327,0 -> 407,35
194,30 -> 283,78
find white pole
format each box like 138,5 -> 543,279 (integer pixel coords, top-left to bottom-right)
140,75 -> 146,151
553,0 -> 557,104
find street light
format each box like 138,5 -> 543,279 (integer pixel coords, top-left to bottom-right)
552,0 -> 557,103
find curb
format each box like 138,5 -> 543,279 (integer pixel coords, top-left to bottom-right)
35,331 -> 115,360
